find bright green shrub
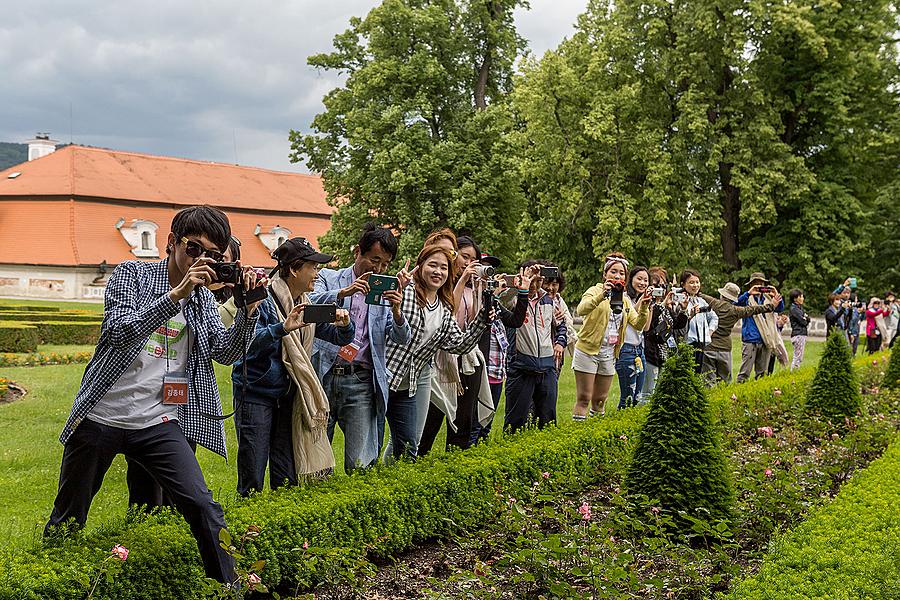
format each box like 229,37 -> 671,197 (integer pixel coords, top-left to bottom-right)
729,431 -> 900,599
33,322 -> 102,345
883,342 -> 900,390
0,322 -> 39,352
804,330 -> 861,422
0,311 -> 99,323
0,409 -> 645,600
0,305 -> 61,312
625,344 -> 734,526
0,355 -> 881,599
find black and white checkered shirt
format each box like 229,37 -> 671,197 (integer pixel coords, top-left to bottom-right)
59,259 -> 258,458
385,285 -> 487,394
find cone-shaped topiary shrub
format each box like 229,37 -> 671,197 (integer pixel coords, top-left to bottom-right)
625,343 -> 734,527
884,341 -> 900,390
804,329 -> 861,421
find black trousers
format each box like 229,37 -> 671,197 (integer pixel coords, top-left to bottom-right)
125,439 -> 197,510
45,419 -> 234,583
504,367 -> 558,433
419,364 -> 484,456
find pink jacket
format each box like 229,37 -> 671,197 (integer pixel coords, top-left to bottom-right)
865,308 -> 890,337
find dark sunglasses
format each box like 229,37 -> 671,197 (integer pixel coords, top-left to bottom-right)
181,237 -> 225,262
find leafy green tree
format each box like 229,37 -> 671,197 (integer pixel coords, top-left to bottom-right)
805,330 -> 861,422
290,0 -> 527,264
625,344 -> 734,528
512,0 -> 899,302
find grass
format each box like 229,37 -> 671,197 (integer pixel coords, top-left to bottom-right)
0,334 -> 825,550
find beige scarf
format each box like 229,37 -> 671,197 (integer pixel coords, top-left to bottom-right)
750,295 -> 788,366
270,275 -> 335,478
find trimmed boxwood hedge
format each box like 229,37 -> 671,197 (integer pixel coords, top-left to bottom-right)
0,353 -> 882,599
0,322 -> 39,353
729,424 -> 900,599
0,311 -> 100,323
0,305 -> 61,312
32,321 -> 102,345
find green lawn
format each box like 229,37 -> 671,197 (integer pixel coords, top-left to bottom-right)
0,335 -> 824,549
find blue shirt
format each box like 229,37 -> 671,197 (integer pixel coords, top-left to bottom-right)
232,294 -> 354,403
736,292 -> 784,344
310,266 -> 412,412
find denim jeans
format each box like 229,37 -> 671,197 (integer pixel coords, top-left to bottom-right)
322,365 -> 379,473
233,390 -> 296,496
641,362 -> 660,404
384,366 -> 432,461
615,343 -> 645,410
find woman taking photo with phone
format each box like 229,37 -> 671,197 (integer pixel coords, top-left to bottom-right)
232,238 -> 354,495
573,253 -> 651,420
418,235 -> 493,455
384,244 -> 490,460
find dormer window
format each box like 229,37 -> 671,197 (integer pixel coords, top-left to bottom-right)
254,224 -> 292,253
117,219 -> 160,258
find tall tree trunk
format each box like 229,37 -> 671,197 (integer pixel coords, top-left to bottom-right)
719,161 -> 742,270
474,1 -> 500,110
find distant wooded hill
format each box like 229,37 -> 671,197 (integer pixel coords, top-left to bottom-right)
0,143 -> 27,171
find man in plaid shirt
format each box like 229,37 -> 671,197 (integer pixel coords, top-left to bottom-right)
44,206 -> 265,584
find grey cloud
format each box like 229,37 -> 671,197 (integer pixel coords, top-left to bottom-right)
1,1 -> 584,171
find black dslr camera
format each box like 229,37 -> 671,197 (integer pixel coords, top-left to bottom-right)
605,279 -> 626,314
212,262 -> 267,308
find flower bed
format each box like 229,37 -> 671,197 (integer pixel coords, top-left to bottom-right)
728,434 -> 900,598
0,354 -> 889,599
0,350 -> 93,368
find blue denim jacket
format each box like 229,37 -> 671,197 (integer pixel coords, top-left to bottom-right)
232,294 -> 354,403
310,266 -> 411,413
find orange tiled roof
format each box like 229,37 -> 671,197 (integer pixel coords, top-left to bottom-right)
0,145 -> 332,215
0,145 -> 335,267
0,199 -> 331,267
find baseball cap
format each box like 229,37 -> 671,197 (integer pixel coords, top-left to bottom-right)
272,237 -> 333,267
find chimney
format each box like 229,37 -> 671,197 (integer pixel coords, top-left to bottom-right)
26,132 -> 59,161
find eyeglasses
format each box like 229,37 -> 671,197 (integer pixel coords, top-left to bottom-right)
181,237 -> 225,262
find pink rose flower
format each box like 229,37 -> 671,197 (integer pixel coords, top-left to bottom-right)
111,544 -> 128,561
302,541 -> 309,550
650,506 -> 661,515
578,501 -> 592,521
756,426 -> 774,438
541,472 -> 550,479
764,468 -> 773,478
248,573 -> 261,590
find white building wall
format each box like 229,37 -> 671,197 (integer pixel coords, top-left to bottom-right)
0,264 -> 109,300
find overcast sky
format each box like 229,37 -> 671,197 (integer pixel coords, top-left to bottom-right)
1,1 -> 585,172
